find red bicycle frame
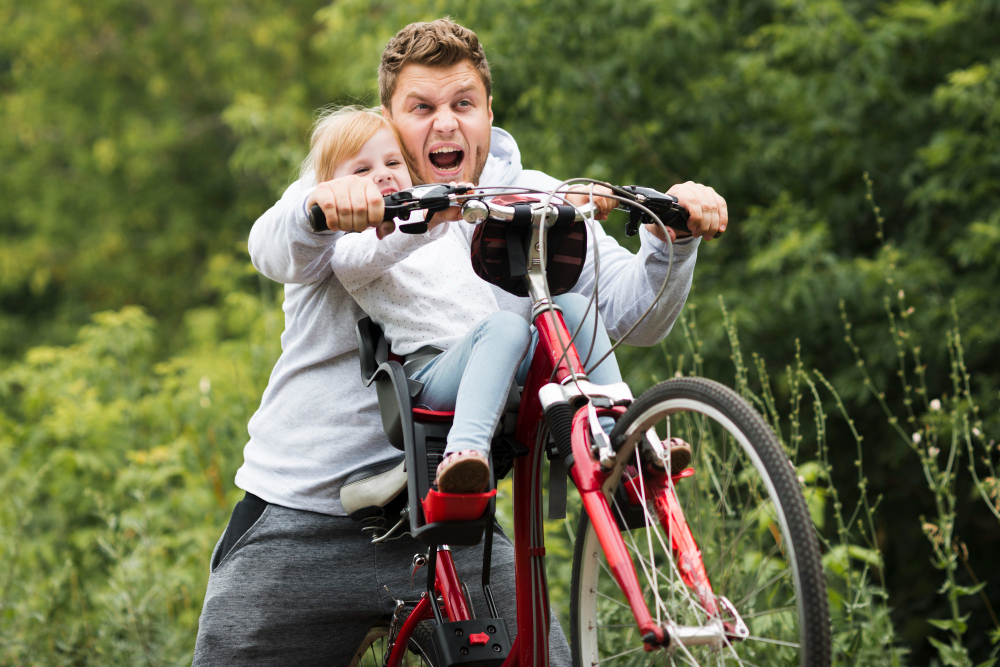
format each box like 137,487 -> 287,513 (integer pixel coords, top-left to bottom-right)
384,302 -> 717,666
383,303 -> 717,666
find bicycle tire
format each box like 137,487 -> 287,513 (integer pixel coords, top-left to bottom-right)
351,619 -> 438,667
570,377 -> 831,666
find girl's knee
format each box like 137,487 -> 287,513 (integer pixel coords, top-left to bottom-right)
476,311 -> 531,347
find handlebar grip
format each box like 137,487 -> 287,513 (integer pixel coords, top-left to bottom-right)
307,204 -> 327,233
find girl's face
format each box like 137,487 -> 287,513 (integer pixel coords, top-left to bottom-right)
332,128 -> 412,195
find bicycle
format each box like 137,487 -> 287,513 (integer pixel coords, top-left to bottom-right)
309,182 -> 832,667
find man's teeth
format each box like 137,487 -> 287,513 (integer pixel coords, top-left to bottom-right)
429,147 -> 463,172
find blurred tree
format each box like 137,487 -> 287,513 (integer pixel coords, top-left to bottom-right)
2,0 -> 998,662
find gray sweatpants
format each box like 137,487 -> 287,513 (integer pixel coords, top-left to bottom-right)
192,501 -> 572,665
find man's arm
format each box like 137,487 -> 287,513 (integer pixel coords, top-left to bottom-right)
248,174 -> 393,285
247,175 -> 338,285
572,223 -> 699,346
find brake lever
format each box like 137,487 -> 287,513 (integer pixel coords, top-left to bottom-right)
617,185 -> 694,237
396,184 -> 471,234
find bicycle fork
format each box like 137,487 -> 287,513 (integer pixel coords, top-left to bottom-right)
568,410 -> 744,652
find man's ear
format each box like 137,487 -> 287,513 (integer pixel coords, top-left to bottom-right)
381,104 -> 392,119
487,95 -> 493,124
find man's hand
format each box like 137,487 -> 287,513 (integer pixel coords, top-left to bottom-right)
565,184 -> 616,220
307,175 -> 385,234
646,181 -> 728,242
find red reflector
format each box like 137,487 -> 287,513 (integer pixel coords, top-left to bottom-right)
469,632 -> 490,645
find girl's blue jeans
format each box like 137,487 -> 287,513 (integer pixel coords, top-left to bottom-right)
409,293 -> 623,457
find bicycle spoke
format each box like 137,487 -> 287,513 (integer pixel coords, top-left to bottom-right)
738,605 -> 798,619
742,635 -> 801,648
704,499 -> 771,579
612,493 -> 708,619
596,590 -> 634,611
736,567 -> 793,609
591,645 -> 646,664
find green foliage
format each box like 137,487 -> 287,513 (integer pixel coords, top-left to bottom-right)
3,0 -> 1000,663
0,269 -> 282,663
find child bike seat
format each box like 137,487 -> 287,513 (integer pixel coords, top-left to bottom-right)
355,316 -> 528,545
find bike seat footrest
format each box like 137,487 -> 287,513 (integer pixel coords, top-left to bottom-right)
422,488 -> 497,523
430,618 -> 511,667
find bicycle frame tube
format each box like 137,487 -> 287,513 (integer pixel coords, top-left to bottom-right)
384,553 -> 472,667
436,548 -> 472,621
513,301 -> 676,659
508,306 -> 585,666
514,308 -> 583,446
385,595 -> 432,667
387,307 -> 584,667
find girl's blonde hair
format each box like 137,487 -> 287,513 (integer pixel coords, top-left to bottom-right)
302,105 -> 418,184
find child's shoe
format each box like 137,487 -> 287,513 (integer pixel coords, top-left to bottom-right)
435,450 -> 490,493
665,437 -> 692,475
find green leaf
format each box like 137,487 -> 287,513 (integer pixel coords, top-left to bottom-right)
954,581 -> 988,597
927,636 -> 972,667
928,617 -> 968,634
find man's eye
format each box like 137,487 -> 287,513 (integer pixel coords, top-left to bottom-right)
457,100 -> 472,108
414,103 -> 430,111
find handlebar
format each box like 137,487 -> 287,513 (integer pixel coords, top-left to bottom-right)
307,184 -> 472,234
307,183 -> 718,238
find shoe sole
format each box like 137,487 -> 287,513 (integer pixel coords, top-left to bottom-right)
669,444 -> 692,476
437,457 -> 490,494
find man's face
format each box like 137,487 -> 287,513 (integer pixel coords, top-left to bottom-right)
383,61 -> 494,186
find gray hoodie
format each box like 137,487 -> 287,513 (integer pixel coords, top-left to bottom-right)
236,127 -> 699,515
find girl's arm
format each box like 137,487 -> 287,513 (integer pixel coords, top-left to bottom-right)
332,217 -> 446,293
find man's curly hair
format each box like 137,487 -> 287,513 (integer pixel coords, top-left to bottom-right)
379,18 -> 491,110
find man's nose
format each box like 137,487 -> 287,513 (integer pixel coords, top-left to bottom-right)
432,108 -> 458,134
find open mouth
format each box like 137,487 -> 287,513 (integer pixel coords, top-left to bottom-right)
428,146 -> 465,174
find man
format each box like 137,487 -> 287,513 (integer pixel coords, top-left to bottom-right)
193,18 -> 727,665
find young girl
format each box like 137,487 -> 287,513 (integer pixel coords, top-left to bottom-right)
310,107 -> 626,493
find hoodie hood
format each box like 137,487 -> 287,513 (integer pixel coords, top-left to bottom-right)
480,127 -> 522,187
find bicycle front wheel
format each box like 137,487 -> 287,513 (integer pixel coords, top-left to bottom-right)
570,378 -> 830,666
